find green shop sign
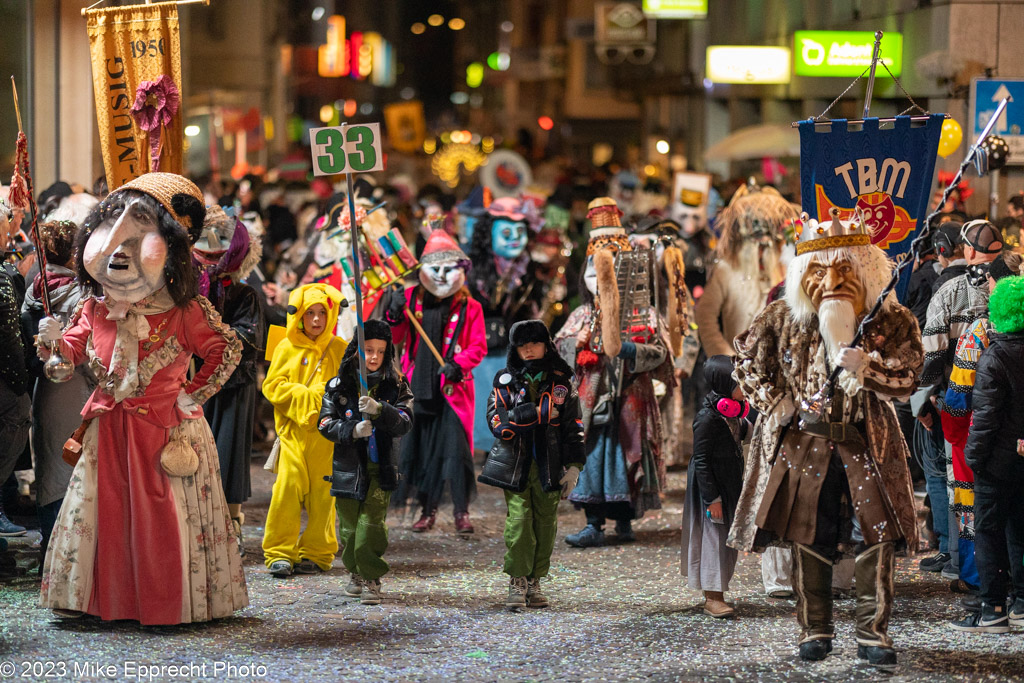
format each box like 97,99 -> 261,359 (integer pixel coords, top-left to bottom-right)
642,0 -> 707,19
794,31 -> 902,77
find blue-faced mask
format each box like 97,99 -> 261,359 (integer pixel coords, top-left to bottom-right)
491,218 -> 527,260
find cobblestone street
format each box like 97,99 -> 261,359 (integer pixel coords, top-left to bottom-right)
2,457 -> 1023,683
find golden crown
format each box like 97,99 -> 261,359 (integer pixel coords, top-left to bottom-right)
795,207 -> 871,256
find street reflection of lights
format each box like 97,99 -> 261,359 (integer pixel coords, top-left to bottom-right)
500,21 -> 514,32
450,91 -> 470,105
411,22 -> 425,34
428,14 -> 444,26
360,103 -> 374,115
656,139 -> 670,154
469,93 -> 484,108
423,139 -> 437,154
343,99 -> 357,117
184,125 -> 201,137
311,6 -> 325,20
319,105 -> 335,123
400,87 -> 416,100
448,17 -> 465,30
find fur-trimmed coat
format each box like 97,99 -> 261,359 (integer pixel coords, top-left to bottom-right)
727,300 -> 923,554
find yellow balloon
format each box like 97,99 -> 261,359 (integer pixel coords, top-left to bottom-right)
937,118 -> 963,158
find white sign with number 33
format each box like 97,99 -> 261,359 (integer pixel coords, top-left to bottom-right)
309,122 -> 385,176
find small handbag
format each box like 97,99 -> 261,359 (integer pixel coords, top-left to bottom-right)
62,419 -> 93,467
264,342 -> 332,474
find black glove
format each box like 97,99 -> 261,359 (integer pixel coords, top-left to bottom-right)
439,362 -> 463,383
387,287 -> 406,323
510,403 -> 538,425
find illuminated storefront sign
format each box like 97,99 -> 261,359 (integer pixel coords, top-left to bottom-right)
706,46 -> 791,84
794,30 -> 902,77
316,15 -> 395,86
642,0 -> 707,19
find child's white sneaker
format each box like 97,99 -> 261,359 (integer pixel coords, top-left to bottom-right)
526,578 -> 548,608
506,576 -> 528,610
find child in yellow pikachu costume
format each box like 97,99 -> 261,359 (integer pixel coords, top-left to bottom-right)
262,284 -> 348,576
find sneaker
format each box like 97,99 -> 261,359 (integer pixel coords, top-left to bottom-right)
0,511 -> 26,537
411,510 -> 436,533
614,519 -> 636,543
919,552 -> 950,572
767,589 -> 795,599
940,561 -> 960,581
268,560 -> 292,578
1009,597 -> 1024,627
961,594 -> 982,613
360,579 -> 382,605
951,604 -> 1011,633
345,574 -> 364,597
565,524 -> 605,548
857,645 -> 897,666
526,578 -> 548,608
454,512 -> 474,534
798,639 -> 832,661
293,559 -> 323,574
506,576 -> 528,610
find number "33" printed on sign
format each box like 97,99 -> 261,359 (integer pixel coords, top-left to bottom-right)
309,123 -> 384,176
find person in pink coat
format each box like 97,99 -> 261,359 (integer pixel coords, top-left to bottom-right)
385,229 -> 487,533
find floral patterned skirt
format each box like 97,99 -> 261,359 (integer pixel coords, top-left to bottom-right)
40,416 -> 249,623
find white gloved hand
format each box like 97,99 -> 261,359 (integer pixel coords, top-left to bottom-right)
176,390 -> 200,416
353,420 -> 374,439
559,465 -> 581,499
38,316 -> 63,343
358,395 -> 382,418
772,396 -> 797,427
836,345 -> 868,372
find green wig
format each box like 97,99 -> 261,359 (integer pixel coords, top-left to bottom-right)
989,275 -> 1024,334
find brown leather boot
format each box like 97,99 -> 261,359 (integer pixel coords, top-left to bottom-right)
793,544 -> 835,659
854,542 -> 897,662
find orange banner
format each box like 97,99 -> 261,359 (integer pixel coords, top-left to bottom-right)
86,3 -> 184,190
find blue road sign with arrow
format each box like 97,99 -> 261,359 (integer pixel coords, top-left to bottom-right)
970,78 -> 1022,163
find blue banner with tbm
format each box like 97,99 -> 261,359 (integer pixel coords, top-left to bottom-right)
798,114 -> 944,257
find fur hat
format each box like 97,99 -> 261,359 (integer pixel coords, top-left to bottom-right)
509,320 -> 551,347
989,275 -> 1024,334
362,318 -> 393,344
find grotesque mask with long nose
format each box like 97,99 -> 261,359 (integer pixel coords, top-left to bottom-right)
82,196 -> 168,303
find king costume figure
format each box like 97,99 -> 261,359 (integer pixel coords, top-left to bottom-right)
37,172 -> 248,624
728,211 -> 923,666
386,229 -> 487,533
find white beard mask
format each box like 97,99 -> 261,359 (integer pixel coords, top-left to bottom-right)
83,197 -> 168,304
420,259 -> 466,298
818,298 -> 857,363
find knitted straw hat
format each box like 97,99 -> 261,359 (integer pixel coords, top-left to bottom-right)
116,172 -> 206,242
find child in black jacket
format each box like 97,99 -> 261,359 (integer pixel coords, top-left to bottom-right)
318,320 -> 413,605
480,320 -> 586,610
681,355 -> 750,618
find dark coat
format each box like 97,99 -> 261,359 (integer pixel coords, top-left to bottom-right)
906,259 -> 941,330
480,349 -> 585,493
318,353 -> 414,500
964,331 -> 1024,483
219,283 -> 265,389
689,395 -> 748,523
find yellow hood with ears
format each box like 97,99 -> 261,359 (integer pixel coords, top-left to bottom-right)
286,283 -> 345,352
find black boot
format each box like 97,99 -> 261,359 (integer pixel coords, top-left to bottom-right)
794,544 -> 835,658
854,543 -> 897,665
799,639 -> 833,661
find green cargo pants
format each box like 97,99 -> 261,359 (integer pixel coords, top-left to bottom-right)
335,463 -> 391,581
503,462 -> 562,578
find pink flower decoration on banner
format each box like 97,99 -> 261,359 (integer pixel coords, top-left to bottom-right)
337,205 -> 368,232
131,75 -> 180,172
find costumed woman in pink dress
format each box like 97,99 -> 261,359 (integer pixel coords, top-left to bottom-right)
37,173 -> 248,624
